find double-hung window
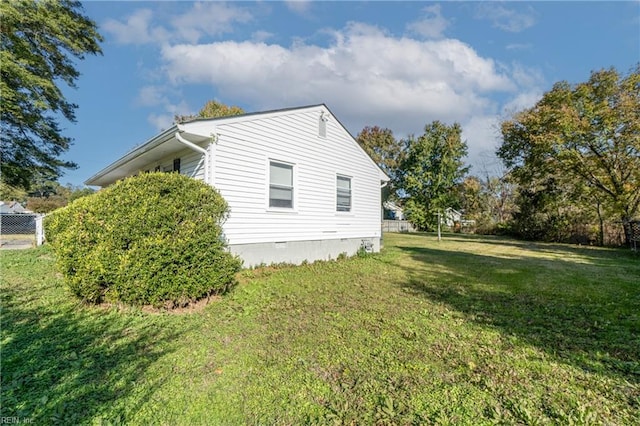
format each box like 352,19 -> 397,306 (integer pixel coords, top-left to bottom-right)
336,175 -> 352,212
269,161 -> 294,208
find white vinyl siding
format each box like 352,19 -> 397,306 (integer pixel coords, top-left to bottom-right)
138,149 -> 205,181
336,175 -> 352,212
187,108 -> 382,245
269,161 -> 294,208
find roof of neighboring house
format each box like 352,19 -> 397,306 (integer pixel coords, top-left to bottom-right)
383,201 -> 403,211
85,104 -> 389,187
0,201 -> 27,214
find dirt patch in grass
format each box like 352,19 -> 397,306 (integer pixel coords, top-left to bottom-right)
92,294 -> 223,314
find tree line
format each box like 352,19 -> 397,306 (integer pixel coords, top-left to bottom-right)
357,66 -> 639,246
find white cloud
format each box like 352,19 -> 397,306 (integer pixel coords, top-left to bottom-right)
171,2 -> 253,43
285,1 -> 312,15
251,30 -> 274,43
475,4 -> 536,33
462,115 -> 503,174
136,85 -> 169,107
136,85 -> 191,130
107,11 -> 544,170
506,43 -> 533,51
103,9 -> 170,45
147,113 -> 174,131
156,21 -> 547,167
160,22 -> 515,137
509,63 -> 544,89
502,91 -> 542,116
406,4 -> 450,39
103,2 -> 252,45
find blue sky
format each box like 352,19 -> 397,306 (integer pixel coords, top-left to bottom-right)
59,1 -> 639,187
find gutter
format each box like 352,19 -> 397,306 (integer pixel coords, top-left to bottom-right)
85,125 -> 179,186
175,128 -> 210,184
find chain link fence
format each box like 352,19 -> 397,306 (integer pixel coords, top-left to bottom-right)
0,214 -> 45,249
630,221 -> 640,251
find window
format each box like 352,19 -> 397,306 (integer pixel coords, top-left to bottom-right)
173,158 -> 181,173
269,161 -> 293,208
336,175 -> 351,212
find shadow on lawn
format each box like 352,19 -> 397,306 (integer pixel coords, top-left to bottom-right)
395,238 -> 640,383
1,273 -> 188,423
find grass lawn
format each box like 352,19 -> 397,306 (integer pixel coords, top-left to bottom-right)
1,233 -> 638,424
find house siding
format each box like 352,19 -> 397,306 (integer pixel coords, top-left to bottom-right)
136,148 -> 205,181
195,108 -> 382,250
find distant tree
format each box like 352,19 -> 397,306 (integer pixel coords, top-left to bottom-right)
0,182 -> 27,202
398,121 -> 469,230
457,176 -> 483,224
23,179 -> 94,213
26,195 -> 67,213
27,174 -> 64,198
498,66 -> 640,244
1,0 -> 103,190
68,186 -> 95,202
174,100 -> 245,123
356,126 -> 405,200
509,175 -> 595,242
456,173 -> 517,234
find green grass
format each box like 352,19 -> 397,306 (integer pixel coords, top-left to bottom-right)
1,233 -> 639,424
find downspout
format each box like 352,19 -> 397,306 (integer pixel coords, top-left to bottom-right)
174,130 -> 210,184
380,180 -> 388,247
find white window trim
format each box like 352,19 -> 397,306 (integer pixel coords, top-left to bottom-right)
336,173 -> 354,215
266,158 -> 297,213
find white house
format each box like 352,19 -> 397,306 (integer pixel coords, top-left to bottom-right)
86,104 -> 389,266
443,207 -> 462,227
383,201 -> 404,220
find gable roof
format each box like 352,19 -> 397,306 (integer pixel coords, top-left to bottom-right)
0,201 -> 27,214
85,104 -> 388,187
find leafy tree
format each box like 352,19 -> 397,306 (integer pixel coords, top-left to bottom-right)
1,0 -> 103,190
68,185 -> 95,202
26,195 -> 67,213
498,66 -> 640,244
356,126 -> 405,201
174,100 -> 245,123
21,177 -> 95,213
398,121 -> 469,230
457,176 -> 483,217
509,175 -> 595,242
456,172 -> 518,234
0,182 -> 27,202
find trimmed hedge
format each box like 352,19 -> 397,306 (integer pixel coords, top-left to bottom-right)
45,173 -> 242,307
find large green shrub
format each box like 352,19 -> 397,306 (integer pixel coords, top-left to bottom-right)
45,173 -> 242,307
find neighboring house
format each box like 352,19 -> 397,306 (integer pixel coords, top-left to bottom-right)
86,104 -> 389,266
0,201 -> 28,214
443,207 -> 462,227
383,201 -> 404,220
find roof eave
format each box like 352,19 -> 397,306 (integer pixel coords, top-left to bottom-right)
84,125 -> 179,186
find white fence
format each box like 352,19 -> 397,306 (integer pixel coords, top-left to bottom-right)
0,213 -> 45,248
382,220 -> 416,233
